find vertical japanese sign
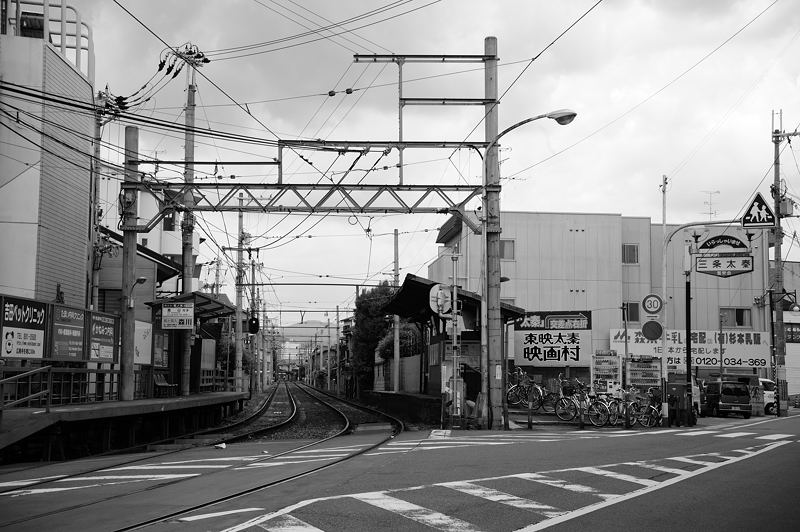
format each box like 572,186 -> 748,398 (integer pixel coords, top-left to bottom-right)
88,312 -> 119,363
2,295 -> 47,359
514,311 -> 592,367
52,305 -> 86,360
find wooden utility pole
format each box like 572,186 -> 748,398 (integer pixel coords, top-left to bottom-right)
120,126 -> 139,401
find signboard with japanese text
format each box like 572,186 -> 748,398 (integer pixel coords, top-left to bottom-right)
610,328 -> 769,371
696,252 -> 753,278
88,312 -> 119,363
626,356 -> 662,390
162,302 -> 194,329
51,305 -> 86,360
513,311 -> 592,367
2,295 -> 47,359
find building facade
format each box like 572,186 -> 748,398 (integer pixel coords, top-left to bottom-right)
428,210 -> 789,392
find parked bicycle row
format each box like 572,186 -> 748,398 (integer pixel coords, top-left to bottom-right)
506,368 -> 666,428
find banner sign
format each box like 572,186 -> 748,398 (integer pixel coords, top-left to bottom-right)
51,305 -> 86,360
162,302 -> 194,329
514,311 -> 592,367
134,320 -> 152,365
89,312 -> 119,363
626,356 -> 662,390
610,328 -> 769,371
2,295 -> 47,359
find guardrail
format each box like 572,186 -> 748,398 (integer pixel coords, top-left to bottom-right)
0,365 -> 53,423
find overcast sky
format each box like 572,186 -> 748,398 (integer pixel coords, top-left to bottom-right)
68,0 -> 800,327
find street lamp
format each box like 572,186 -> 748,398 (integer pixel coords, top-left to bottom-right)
482,109 -> 577,430
127,276 -> 147,309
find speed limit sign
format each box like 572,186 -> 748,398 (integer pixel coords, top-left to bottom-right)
642,293 -> 663,315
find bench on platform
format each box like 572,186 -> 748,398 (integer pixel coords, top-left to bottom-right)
153,374 -> 178,397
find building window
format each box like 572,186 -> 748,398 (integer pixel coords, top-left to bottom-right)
623,302 -> 640,322
622,244 -> 638,264
500,239 -> 515,260
720,307 -> 752,328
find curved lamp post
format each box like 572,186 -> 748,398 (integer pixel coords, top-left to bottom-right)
482,109 -> 577,430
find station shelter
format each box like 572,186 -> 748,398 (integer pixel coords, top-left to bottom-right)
146,292 -> 235,394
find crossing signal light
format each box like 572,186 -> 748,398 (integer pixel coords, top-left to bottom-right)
248,316 -> 259,334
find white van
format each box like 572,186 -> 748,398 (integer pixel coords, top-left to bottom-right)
760,378 -> 776,415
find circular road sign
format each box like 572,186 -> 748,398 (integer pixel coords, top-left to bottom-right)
642,320 -> 663,341
642,293 -> 664,315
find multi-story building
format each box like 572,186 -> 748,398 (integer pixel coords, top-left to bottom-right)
428,210 -> 795,392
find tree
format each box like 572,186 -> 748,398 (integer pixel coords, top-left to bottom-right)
377,321 -> 421,360
351,281 -> 394,397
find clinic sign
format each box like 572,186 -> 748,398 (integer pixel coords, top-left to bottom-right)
610,328 -> 769,371
513,311 -> 592,367
2,296 -> 47,359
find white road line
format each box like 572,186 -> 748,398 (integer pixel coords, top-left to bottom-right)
0,475 -> 66,488
256,514 -> 325,531
57,474 -> 198,481
622,462 -> 689,476
715,432 -> 757,438
675,430 -> 719,436
517,441 -> 791,531
352,491 -> 482,532
440,481 -> 564,518
572,467 -> 659,487
666,456 -> 719,466
104,465 -> 229,470
236,457 -> 340,469
756,434 -> 795,440
512,473 -> 617,501
179,508 -> 265,522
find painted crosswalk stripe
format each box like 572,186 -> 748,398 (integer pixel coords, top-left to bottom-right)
179,508 -> 265,523
676,430 -> 719,436
573,467 -> 659,487
352,491 -> 481,532
756,434 -> 795,440
512,473 -> 617,501
715,432 -> 757,438
623,462 -> 689,476
667,456 -> 719,466
255,514 -> 325,531
440,481 -> 564,518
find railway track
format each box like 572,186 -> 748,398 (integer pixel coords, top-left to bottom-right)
0,380 -> 402,531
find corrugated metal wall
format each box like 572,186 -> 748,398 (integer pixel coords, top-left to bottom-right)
36,45 -> 93,307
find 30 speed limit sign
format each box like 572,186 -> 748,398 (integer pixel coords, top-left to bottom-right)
641,293 -> 663,315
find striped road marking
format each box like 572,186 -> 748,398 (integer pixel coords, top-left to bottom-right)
216,441 -> 791,531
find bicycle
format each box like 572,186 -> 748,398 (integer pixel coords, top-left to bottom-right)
636,387 -> 662,428
506,368 -> 557,412
600,385 -> 644,427
554,377 -> 609,427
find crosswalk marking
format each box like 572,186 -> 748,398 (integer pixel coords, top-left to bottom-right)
572,466 -> 659,487
715,432 -> 757,438
352,491 -> 482,532
676,430 -> 719,436
665,456 -> 718,466
259,514 -> 325,531
756,433 -> 795,440
512,472 -> 618,501
439,481 -> 564,518
623,462 -> 689,476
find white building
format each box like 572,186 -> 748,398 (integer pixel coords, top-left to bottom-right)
428,210 -> 793,391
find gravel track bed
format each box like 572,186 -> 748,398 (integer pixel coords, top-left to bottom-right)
253,383 -> 346,441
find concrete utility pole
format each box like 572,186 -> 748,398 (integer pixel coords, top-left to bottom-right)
771,110 -> 799,417
393,228 -> 400,392
484,36 -> 501,429
120,126 -> 139,401
180,46 -> 201,397
235,194 -> 244,392
336,305 -> 341,395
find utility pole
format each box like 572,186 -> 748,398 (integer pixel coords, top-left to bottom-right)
484,36 -> 501,429
235,194 -> 244,392
179,44 -> 205,397
250,257 -> 258,394
327,314 -> 331,391
393,228 -> 400,392
336,305 -> 341,395
771,110 -> 799,417
120,126 -> 139,401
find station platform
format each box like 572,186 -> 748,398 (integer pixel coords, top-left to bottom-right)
0,392 -> 248,461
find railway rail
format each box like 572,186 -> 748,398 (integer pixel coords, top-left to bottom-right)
0,380 -> 402,531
